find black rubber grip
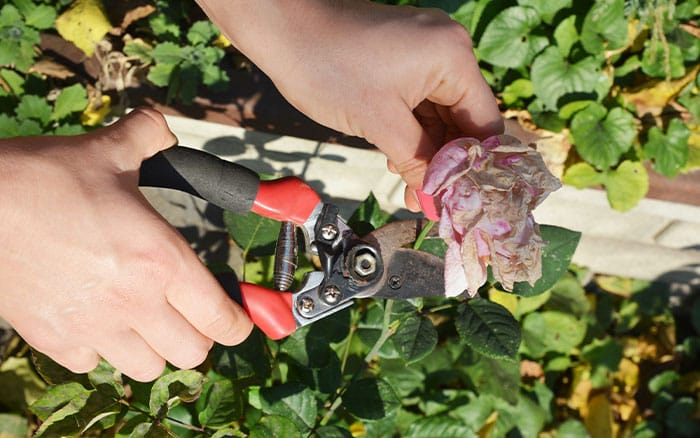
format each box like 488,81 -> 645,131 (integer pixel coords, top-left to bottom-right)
139,146 -> 260,215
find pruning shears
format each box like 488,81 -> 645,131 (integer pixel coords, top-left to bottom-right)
139,146 -> 444,340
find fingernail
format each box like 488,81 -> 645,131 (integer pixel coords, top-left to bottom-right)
416,190 -> 440,221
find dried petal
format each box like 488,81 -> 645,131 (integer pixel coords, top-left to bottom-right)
423,135 -> 561,296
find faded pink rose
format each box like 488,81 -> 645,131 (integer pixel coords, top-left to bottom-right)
422,135 -> 561,297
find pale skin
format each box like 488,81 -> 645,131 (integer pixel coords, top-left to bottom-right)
0,0 -> 502,381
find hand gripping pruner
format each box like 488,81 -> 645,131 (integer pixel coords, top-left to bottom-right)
139,146 -> 444,340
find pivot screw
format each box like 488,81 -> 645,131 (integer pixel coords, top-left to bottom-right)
298,296 -> 315,314
388,275 -> 402,290
320,224 -> 338,241
354,252 -> 377,277
322,285 -> 341,304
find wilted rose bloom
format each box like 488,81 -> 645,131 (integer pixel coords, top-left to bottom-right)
422,134 -> 561,297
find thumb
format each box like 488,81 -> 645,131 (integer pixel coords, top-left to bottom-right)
96,107 -> 178,170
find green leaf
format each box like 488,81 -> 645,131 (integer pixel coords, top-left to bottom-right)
557,419 -> 590,438
648,370 -> 680,394
151,41 -> 184,64
460,350 -> 520,404
260,382 -> 317,432
312,426 -> 353,438
24,4 -> 57,30
580,0 -> 628,54
196,378 -> 242,428
0,114 -> 20,138
531,47 -> 611,111
511,225 -> 581,297
644,118 -> 690,177
518,0 -> 572,24
187,20 -> 219,45
501,78 -> 534,107
666,398 -> 699,437
642,42 -> 686,79
477,6 -> 548,68
391,313 -> 438,364
348,192 -> 392,235
31,351 -> 89,386
52,83 -> 87,121
342,378 -> 400,420
0,68 -> 25,94
211,329 -> 272,380
224,210 -> 280,257
521,311 -> 586,358
147,62 -> 176,87
559,100 -> 593,120
581,337 -> 623,388
0,413 -> 29,436
553,15 -> 578,57
17,118 -> 42,136
148,370 -> 205,417
88,360 -> 125,399
603,160 -> 648,212
570,103 -> 636,169
30,382 -> 88,421
202,64 -> 229,87
124,41 -> 153,63
406,416 -> 477,437
16,94 -> 51,125
455,300 -> 521,360
250,415 -> 302,438
563,162 -> 604,189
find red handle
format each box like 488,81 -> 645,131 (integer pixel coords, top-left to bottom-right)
252,177 -> 321,224
239,283 -> 297,340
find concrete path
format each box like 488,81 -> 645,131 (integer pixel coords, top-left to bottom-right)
144,114 -> 700,288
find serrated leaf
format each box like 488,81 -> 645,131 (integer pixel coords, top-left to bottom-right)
391,313 -> 438,364
342,378 -> 400,420
148,370 -> 205,417
196,378 -> 242,428
521,311 -> 586,358
563,162 -> 604,189
147,62 -> 176,87
531,47 -> 611,112
603,160 -> 648,212
478,6 -> 548,68
0,114 -> 20,138
460,349 -> 521,404
52,83 -> 88,121
0,69 -> 25,95
644,118 -> 690,177
511,225 -> 581,297
16,94 -> 51,125
55,0 -> 112,57
151,41 -> 183,64
187,20 -> 219,45
570,104 -> 636,169
250,415 -> 302,438
406,416 -> 477,437
224,210 -> 280,257
455,300 -> 520,360
260,382 -> 317,431
580,0 -> 629,54
24,4 -> 57,30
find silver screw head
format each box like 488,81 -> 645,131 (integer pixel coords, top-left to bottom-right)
354,252 -> 377,277
388,275 -> 402,290
298,296 -> 315,314
322,285 -> 341,304
320,224 -> 338,241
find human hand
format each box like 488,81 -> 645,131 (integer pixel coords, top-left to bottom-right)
0,108 -> 252,381
198,0 -> 503,211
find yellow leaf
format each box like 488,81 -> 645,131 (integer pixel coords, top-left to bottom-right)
612,358 -> 640,397
349,421 -> 366,437
682,124 -> 700,173
568,365 -> 593,417
55,0 -> 112,57
621,65 -> 700,116
488,288 -> 518,316
81,94 -> 110,126
584,393 -> 615,438
477,410 -> 499,438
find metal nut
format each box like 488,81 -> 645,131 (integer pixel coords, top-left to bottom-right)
354,252 -> 377,277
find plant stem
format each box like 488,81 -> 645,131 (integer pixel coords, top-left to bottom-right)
364,300 -> 394,364
413,220 -> 435,250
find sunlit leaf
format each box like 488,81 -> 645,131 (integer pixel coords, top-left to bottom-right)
570,103 -> 636,169
342,378 -> 400,420
224,210 -> 280,257
52,83 -> 88,121
478,6 -> 548,68
55,0 -> 112,57
557,419 -> 590,437
148,370 -> 205,417
581,337 -> 623,388
518,0 -> 572,24
583,393 -> 614,437
563,162 -> 604,189
642,42 -> 686,79
455,300 -> 520,360
250,415 -> 302,438
187,20 -> 219,45
406,416 -> 477,437
580,0 -> 629,54
644,118 -> 691,177
0,412 -> 29,436
521,311 -> 586,358
553,15 -> 578,57
24,4 -> 57,30
348,192 -> 393,235
604,160 -> 648,212
501,78 -> 533,106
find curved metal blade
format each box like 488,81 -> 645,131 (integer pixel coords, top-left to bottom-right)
359,219 -> 445,299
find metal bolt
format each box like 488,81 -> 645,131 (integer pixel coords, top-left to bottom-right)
297,296 -> 315,314
354,252 -> 377,277
322,285 -> 342,304
388,275 -> 402,290
320,224 -> 338,241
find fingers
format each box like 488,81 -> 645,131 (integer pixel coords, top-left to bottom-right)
165,249 -> 254,347
49,346 -> 101,375
93,107 -> 178,170
95,329 -> 166,382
